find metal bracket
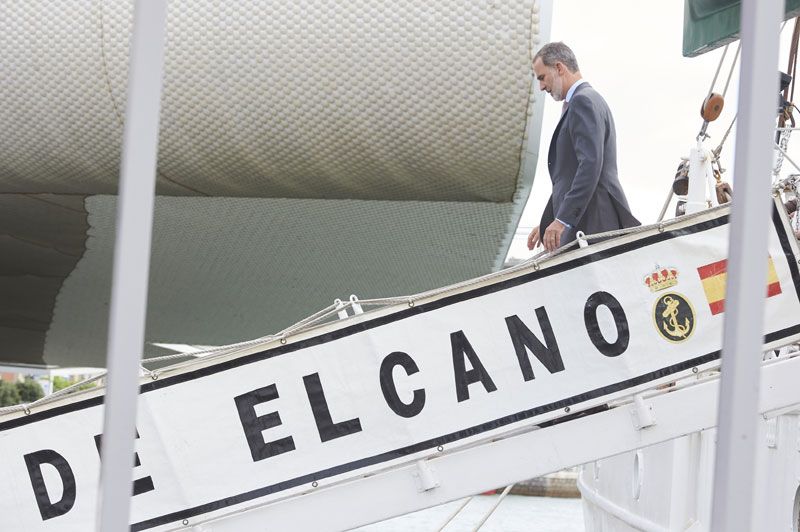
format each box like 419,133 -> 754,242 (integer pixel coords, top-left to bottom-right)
630,394 -> 656,430
334,298 -> 348,320
349,294 -> 364,315
766,417 -> 778,448
411,459 -> 440,492
576,231 -> 589,248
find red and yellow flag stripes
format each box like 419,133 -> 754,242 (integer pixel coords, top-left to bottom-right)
696,257 -> 782,315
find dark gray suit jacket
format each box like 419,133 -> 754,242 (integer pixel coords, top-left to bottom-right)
539,82 -> 639,243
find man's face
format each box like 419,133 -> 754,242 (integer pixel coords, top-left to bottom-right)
532,58 -> 564,101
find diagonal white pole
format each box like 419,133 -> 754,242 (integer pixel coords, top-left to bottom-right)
710,1 -> 783,531
97,1 -> 168,530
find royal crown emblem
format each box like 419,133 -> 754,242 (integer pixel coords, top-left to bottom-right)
644,267 -> 679,292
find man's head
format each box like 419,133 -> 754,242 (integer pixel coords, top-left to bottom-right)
532,42 -> 581,101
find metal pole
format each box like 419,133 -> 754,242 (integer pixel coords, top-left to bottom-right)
96,1 -> 168,530
710,1 -> 783,531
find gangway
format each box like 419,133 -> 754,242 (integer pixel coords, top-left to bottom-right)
2,201 -> 799,531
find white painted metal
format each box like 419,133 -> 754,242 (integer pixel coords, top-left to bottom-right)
184,355 -> 800,532
686,143 -> 714,214
631,394 -> 656,430
349,295 -> 364,315
579,472 -> 670,532
582,408 -> 800,531
582,430 -> 718,532
576,231 -> 589,248
711,1 -> 784,531
412,460 -> 441,493
334,299 -> 348,320
97,1 -> 168,531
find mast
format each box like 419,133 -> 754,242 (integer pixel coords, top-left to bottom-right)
710,1 -> 784,531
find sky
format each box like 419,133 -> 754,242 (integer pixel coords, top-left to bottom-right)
507,1 -> 798,259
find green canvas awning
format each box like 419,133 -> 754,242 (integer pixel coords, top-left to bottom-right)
684,0 -> 800,57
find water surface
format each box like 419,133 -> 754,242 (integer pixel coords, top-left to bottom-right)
355,494 -> 585,531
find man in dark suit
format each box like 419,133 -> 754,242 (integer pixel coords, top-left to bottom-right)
527,42 -> 639,252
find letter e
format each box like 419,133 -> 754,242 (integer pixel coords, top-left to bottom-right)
234,384 -> 296,462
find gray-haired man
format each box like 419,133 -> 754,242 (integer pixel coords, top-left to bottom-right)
527,42 -> 639,252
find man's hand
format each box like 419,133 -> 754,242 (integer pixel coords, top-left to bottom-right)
542,220 -> 566,252
527,225 -> 541,250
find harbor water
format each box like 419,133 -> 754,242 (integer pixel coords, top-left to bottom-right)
355,494 -> 585,531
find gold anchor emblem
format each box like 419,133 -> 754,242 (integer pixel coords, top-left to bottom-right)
661,296 -> 691,338
653,292 -> 695,343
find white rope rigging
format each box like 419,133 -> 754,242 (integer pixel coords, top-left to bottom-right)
706,44 -> 729,99
0,373 -> 107,416
470,484 -> 515,532
1,206 -> 795,417
721,43 -> 741,99
0,214 -> 719,416
708,42 -> 740,158
435,496 -> 474,532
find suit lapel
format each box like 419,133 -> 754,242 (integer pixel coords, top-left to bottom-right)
547,107 -> 569,180
546,82 -> 592,181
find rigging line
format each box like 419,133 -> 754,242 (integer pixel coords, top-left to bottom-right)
721,43 -> 741,99
789,18 -> 800,104
435,497 -> 474,532
713,114 -> 737,158
780,19 -> 800,129
141,352 -> 200,365
0,373 -> 107,416
706,44 -> 729,98
657,188 -> 674,223
470,484 -> 515,532
0,206 -> 749,415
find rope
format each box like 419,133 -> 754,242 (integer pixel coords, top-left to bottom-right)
721,43 -> 741,98
789,19 -> 800,105
435,497 -> 474,532
656,188 -> 674,223
0,373 -> 106,416
706,44 -> 728,99
140,352 -> 203,364
712,114 -> 737,159
778,19 -> 800,129
710,41 -> 740,157
470,484 -> 515,532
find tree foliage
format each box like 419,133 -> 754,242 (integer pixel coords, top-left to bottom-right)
53,375 -> 97,393
0,380 -> 21,407
0,376 -> 96,407
16,378 -> 44,403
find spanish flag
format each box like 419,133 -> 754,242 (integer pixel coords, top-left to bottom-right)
696,257 -> 782,315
